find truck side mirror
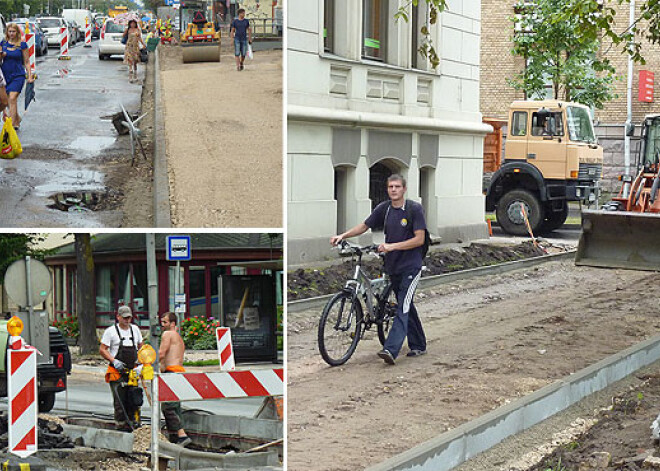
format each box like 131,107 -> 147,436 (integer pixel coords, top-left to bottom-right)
626,122 -> 635,137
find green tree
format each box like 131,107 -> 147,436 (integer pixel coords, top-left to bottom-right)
396,0 -> 448,68
74,234 -> 97,355
509,0 -> 617,109
560,0 -> 660,65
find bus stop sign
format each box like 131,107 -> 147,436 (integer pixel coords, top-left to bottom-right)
166,235 -> 192,261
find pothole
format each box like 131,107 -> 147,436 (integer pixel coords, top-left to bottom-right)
48,189 -> 123,212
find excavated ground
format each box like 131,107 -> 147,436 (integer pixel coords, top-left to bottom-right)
287,259 -> 660,471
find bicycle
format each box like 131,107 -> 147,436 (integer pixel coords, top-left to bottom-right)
317,241 -> 398,366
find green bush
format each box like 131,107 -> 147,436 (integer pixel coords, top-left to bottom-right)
52,316 -> 79,339
180,316 -> 220,350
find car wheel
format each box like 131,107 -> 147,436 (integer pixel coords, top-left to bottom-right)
38,392 -> 56,413
99,54 -> 106,60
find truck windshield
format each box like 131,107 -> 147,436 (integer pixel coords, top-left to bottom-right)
566,106 -> 596,144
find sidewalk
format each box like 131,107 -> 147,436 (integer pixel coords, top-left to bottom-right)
158,45 -> 282,228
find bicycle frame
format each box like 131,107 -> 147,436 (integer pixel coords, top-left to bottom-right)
342,249 -> 389,321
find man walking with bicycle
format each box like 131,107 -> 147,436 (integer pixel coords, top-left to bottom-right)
330,174 -> 427,365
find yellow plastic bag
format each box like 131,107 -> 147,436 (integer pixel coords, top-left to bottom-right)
0,118 -> 21,159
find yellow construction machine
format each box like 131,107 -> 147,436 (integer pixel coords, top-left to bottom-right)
181,10 -> 220,63
576,114 -> 660,271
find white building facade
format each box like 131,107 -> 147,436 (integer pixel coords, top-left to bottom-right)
288,0 -> 491,263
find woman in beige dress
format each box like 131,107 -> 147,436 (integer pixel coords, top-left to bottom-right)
123,19 -> 145,83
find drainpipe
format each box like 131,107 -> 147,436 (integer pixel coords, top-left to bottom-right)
624,0 -> 635,198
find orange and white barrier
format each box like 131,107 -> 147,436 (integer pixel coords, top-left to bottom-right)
84,17 -> 92,47
216,327 -> 235,371
25,31 -> 35,73
59,26 -> 68,58
8,348 -> 37,457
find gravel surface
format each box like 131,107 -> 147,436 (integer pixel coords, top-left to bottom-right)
159,45 -> 282,228
287,259 -> 660,471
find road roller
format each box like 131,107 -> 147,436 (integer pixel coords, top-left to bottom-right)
181,10 -> 220,63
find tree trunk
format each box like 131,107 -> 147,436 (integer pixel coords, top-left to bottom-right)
75,234 -> 97,355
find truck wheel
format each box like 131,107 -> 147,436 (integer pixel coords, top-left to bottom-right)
496,189 -> 544,236
539,202 -> 569,234
38,392 -> 56,413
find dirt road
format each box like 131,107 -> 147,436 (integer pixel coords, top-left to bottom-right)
159,45 -> 282,228
287,260 -> 660,470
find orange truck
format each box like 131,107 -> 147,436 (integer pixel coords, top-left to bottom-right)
483,100 -> 603,236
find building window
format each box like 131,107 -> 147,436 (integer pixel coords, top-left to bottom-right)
411,2 -> 419,69
96,266 -> 115,313
324,0 -> 334,52
362,0 -> 388,61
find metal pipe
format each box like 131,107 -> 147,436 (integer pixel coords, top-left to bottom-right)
624,0 -> 635,198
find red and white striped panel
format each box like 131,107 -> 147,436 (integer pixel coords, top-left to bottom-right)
8,349 -> 37,457
84,21 -> 91,46
216,327 -> 235,371
158,368 -> 283,402
59,27 -> 68,57
25,33 -> 35,72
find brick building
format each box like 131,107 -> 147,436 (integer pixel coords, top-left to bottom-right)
480,1 -> 660,191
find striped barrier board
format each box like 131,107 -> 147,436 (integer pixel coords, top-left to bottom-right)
8,349 -> 37,457
84,20 -> 91,47
158,368 -> 283,402
216,327 -> 235,371
25,33 -> 35,72
59,26 -> 68,58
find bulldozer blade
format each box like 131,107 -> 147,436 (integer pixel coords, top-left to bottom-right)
575,209 -> 660,271
181,42 -> 220,63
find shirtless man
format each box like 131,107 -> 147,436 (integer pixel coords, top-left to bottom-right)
159,312 -> 191,446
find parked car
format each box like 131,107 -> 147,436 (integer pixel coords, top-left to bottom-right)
36,17 -> 70,47
98,19 -> 125,60
15,19 -> 48,56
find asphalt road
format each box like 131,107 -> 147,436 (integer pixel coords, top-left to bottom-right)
0,39 -> 142,228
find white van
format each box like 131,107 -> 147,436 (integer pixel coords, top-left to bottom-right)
62,9 -> 93,30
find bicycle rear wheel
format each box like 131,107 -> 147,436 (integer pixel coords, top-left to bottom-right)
318,291 -> 362,366
377,285 -> 397,346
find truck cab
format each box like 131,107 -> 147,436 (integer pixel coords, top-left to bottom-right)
486,100 -> 603,235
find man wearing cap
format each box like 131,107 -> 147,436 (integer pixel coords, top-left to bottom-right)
100,306 -> 144,431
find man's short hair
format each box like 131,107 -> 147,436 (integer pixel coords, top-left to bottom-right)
161,312 -> 177,324
387,173 -> 407,187
237,8 -> 245,14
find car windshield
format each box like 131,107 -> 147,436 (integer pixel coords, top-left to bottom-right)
105,22 -> 124,34
38,18 -> 62,28
566,106 -> 597,144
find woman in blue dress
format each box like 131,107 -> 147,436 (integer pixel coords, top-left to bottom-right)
1,23 -> 34,130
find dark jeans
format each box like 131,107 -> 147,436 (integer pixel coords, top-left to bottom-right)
383,268 -> 426,359
110,378 -> 138,427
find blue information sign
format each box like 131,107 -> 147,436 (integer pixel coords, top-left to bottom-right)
166,235 -> 192,261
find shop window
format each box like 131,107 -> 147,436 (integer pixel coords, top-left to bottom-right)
362,0 -> 388,61
132,263 -> 149,313
189,267 -> 206,317
95,266 -> 115,313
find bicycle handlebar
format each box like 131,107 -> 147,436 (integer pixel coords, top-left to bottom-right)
336,240 -> 382,257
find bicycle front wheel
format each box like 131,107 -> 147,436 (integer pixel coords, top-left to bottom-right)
318,291 -> 362,366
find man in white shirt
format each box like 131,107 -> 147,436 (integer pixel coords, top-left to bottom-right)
99,306 -> 144,431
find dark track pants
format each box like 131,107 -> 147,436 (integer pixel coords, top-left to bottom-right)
383,268 -> 426,359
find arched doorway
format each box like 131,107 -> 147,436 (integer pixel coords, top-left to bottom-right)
334,166 -> 349,234
369,161 -> 400,209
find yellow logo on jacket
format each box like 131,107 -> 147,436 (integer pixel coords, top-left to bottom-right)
400,218 -> 408,227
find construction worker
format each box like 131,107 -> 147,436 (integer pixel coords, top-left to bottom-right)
159,312 -> 192,447
100,306 -> 144,431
